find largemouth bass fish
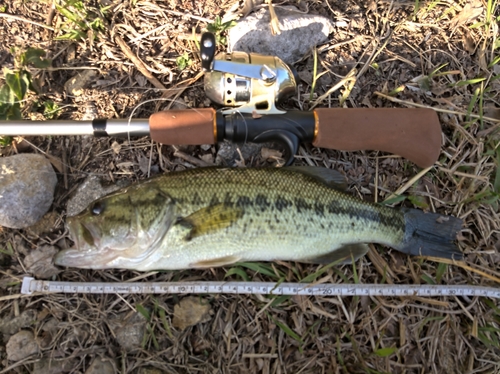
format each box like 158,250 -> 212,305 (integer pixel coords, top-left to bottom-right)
55,167 -> 463,271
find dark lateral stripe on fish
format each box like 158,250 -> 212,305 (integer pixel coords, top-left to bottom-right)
189,191 -> 403,232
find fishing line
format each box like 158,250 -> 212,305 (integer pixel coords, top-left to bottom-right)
21,277 -> 500,299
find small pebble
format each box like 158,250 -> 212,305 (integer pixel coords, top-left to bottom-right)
6,330 -> 40,362
85,357 -> 116,374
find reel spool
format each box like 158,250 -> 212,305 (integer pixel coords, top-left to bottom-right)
200,33 -> 297,114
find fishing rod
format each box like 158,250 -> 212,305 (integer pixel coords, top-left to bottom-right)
0,33 -> 442,167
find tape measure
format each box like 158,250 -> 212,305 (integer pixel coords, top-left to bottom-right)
21,277 -> 500,299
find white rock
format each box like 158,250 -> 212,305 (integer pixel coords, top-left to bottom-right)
228,7 -> 335,64
0,154 -> 57,229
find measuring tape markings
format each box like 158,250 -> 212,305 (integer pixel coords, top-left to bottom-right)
21,277 -> 500,299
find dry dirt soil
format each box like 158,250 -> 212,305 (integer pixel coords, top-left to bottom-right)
0,1 -> 499,373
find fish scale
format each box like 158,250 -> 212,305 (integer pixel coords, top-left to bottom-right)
55,167 -> 463,271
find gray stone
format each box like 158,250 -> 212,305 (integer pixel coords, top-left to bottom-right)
228,7 -> 335,64
85,357 -> 116,374
6,330 -> 40,362
66,175 -> 129,217
0,310 -> 37,336
0,154 -> 57,229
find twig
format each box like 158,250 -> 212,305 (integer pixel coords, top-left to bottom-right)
114,35 -> 167,91
173,149 -> 213,167
0,12 -> 55,31
383,166 -> 433,202
374,91 -> 500,124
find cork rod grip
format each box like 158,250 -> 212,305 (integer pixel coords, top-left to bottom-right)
312,108 -> 442,168
149,108 -> 216,145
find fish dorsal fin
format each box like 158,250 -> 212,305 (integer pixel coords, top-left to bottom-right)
176,204 -> 244,241
285,166 -> 347,190
191,255 -> 241,268
303,243 -> 370,265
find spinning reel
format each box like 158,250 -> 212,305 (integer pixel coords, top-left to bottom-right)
200,32 -> 297,114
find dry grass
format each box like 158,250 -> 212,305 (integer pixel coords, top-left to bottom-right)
1,0 -> 499,373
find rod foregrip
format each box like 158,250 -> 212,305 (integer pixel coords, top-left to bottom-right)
312,108 -> 442,168
149,108 -> 216,145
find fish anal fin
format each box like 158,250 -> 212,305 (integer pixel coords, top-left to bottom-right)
191,255 -> 241,268
285,166 -> 347,190
304,243 -> 370,265
177,204 -> 244,241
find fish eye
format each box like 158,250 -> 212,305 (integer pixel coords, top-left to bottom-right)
91,201 -> 105,215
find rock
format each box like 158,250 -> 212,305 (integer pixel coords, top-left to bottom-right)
6,330 -> 40,362
113,312 -> 147,352
0,310 -> 37,336
66,175 -> 129,217
24,245 -> 61,279
85,357 -> 116,374
172,297 -> 212,331
228,7 -> 335,64
64,69 -> 98,96
0,154 -> 57,229
33,358 -> 77,374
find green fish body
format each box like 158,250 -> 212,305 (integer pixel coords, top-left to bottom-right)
55,167 -> 463,271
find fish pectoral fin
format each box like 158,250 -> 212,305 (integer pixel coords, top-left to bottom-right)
176,204 -> 244,241
191,255 -> 242,268
303,243 -> 370,265
285,166 -> 347,191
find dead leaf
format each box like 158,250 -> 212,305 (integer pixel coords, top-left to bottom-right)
463,30 -> 476,54
24,245 -> 61,279
200,153 -> 214,164
450,1 -> 483,29
26,211 -> 59,237
172,297 -> 212,331
46,154 -> 64,173
138,154 -> 150,174
261,147 -> 283,160
111,141 -> 121,154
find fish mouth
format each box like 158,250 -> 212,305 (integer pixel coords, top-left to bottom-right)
54,219 -> 111,268
67,218 -> 101,250
54,247 -> 121,268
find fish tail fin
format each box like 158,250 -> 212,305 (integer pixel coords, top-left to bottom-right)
396,208 -> 463,260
